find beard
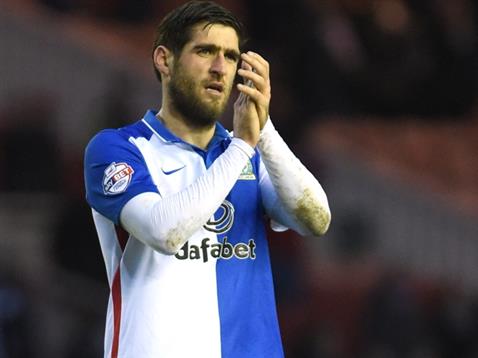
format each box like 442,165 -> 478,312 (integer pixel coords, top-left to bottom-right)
168,62 -> 232,129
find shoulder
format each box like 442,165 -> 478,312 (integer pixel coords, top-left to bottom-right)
84,129 -> 130,162
87,128 -> 124,147
86,128 -> 130,148
85,121 -> 151,161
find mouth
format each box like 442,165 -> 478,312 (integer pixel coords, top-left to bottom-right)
205,82 -> 224,96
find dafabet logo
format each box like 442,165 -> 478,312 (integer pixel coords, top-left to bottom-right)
175,200 -> 257,262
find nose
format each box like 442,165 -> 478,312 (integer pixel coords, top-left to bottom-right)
209,54 -> 226,77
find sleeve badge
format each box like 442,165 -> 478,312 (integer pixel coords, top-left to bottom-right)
103,162 -> 134,195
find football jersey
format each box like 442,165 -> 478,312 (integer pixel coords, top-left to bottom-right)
84,110 -> 284,358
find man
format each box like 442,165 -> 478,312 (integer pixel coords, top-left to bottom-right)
84,1 -> 331,357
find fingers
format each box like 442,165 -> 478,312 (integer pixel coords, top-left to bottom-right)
239,60 -> 255,89
241,51 -> 269,79
235,51 -> 271,127
241,60 -> 253,71
234,88 -> 247,107
237,83 -> 267,107
238,52 -> 270,97
234,72 -> 249,107
237,68 -> 263,89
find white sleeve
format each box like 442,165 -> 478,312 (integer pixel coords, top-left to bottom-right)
119,138 -> 255,255
258,119 -> 331,237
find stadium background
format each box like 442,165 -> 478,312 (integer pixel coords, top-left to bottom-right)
1,0 -> 478,356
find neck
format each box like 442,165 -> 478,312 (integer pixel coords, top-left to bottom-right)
158,102 -> 216,150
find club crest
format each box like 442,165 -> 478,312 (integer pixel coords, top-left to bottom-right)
238,160 -> 256,180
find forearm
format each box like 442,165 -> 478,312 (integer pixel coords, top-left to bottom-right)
120,138 -> 254,254
258,120 -> 331,236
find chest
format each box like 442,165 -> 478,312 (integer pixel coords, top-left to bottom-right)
135,138 -> 262,214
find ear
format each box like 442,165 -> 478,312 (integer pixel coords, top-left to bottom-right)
153,45 -> 173,80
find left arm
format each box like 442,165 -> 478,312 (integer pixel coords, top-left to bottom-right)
237,51 -> 330,237
258,119 -> 331,237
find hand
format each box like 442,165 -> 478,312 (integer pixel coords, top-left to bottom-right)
233,52 -> 271,147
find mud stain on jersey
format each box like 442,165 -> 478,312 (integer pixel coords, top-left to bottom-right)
165,229 -> 184,254
165,216 -> 204,254
294,188 -> 331,236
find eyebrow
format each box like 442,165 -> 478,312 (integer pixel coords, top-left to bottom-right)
193,43 -> 240,62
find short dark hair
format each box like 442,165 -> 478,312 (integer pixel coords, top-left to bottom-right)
152,1 -> 246,82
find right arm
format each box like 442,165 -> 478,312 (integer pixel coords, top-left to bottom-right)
119,138 -> 254,255
84,131 -> 255,256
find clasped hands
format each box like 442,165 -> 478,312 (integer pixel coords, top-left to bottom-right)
233,51 -> 271,148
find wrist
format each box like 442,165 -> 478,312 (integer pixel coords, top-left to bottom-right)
260,117 -> 274,136
258,117 -> 276,148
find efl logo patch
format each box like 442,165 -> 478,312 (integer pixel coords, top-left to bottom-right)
103,162 -> 134,195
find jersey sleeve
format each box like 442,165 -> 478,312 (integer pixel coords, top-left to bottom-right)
84,129 -> 159,224
257,119 -> 331,237
258,155 -> 300,233
119,137 -> 255,255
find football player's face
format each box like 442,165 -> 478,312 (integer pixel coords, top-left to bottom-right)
168,23 -> 240,128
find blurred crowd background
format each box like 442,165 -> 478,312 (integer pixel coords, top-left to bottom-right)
1,0 -> 478,357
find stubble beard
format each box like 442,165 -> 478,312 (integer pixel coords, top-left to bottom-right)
168,63 -> 232,129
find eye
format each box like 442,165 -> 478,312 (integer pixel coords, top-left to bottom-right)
225,53 -> 239,63
197,48 -> 211,56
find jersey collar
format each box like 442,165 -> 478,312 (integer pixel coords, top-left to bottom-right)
142,109 -> 230,150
